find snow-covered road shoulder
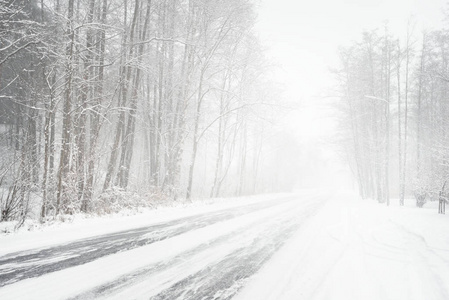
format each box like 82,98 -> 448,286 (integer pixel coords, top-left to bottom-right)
0,193 -> 292,256
235,191 -> 449,300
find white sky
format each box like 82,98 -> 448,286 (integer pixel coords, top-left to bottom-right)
255,0 -> 447,138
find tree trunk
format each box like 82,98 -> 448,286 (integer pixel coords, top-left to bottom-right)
186,70 -> 206,200
56,0 -> 75,214
397,42 -> 404,206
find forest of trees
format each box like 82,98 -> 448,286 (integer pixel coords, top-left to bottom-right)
0,0 -> 290,223
337,19 -> 449,208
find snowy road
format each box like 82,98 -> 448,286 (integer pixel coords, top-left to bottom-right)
0,193 -> 326,299
4,191 -> 448,300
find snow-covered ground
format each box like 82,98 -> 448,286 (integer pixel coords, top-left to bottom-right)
1,190 -> 449,300
236,191 -> 449,300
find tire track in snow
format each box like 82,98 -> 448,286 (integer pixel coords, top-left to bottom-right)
71,198 -> 326,300
0,196 -> 296,287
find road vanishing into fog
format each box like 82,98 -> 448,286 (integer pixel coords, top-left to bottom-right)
0,194 -> 327,300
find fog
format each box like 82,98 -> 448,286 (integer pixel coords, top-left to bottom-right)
256,0 -> 449,197
2,0 -> 448,220
3,1 -> 449,299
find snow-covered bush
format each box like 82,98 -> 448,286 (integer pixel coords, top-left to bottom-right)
412,172 -> 446,208
0,172 -> 35,227
144,186 -> 173,205
93,187 -> 144,215
413,186 -> 427,208
92,186 -> 175,215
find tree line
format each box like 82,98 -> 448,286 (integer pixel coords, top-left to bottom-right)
0,0 -> 284,223
337,19 -> 449,207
